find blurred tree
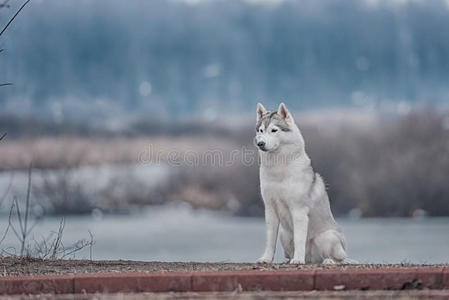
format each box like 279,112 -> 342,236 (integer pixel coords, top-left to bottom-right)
2,0 -> 449,118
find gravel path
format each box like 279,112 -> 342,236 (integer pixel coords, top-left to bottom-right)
0,257 -> 446,277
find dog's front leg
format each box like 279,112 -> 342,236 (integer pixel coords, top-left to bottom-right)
257,203 -> 279,263
290,208 -> 309,264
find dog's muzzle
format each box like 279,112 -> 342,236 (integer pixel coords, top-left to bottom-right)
257,141 -> 267,151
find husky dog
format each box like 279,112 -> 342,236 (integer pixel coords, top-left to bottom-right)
255,102 -> 356,264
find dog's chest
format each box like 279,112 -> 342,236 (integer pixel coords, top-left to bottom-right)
260,165 -> 314,231
260,165 -> 311,203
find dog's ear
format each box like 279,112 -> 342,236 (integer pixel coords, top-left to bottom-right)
278,102 -> 293,121
257,103 -> 267,121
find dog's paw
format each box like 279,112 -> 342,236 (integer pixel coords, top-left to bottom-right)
256,256 -> 273,264
289,258 -> 305,265
322,258 -> 336,265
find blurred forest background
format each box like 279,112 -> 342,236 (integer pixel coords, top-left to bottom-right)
1,0 -> 449,219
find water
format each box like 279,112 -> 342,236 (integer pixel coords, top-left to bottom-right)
0,205 -> 447,264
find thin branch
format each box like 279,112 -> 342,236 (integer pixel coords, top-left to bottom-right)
26,218 -> 39,236
51,218 -> 64,259
0,83 -> 12,87
17,165 -> 32,256
23,165 -> 32,240
0,202 -> 15,246
0,0 -> 32,38
13,198 -> 23,236
61,239 -> 93,259
0,173 -> 14,207
8,202 -> 21,241
1,247 -> 16,256
31,237 -> 45,258
9,222 -> 21,241
0,133 -> 6,141
1,166 -> 95,259
88,230 -> 94,260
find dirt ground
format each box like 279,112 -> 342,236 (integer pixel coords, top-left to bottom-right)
0,257 -> 446,277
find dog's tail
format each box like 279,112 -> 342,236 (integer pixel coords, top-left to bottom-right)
332,244 -> 359,264
333,231 -> 359,264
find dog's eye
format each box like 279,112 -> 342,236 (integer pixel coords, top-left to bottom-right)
271,128 -> 278,133
259,129 -> 263,133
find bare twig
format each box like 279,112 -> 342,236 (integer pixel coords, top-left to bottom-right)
1,0 -> 32,88
0,202 -> 15,246
50,218 -> 64,259
0,173 -> 13,206
22,165 -> 32,256
9,199 -> 21,241
14,198 -> 23,238
30,220 -> 94,259
88,230 -> 94,260
61,238 -> 94,259
31,231 -> 56,259
25,218 -> 39,237
0,0 -> 32,38
1,163 -> 95,259
0,133 -> 6,141
1,247 -> 16,256
6,165 -> 34,257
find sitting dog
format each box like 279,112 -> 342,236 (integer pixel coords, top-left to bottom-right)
255,102 -> 356,264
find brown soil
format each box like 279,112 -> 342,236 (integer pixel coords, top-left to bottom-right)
0,257 -> 445,277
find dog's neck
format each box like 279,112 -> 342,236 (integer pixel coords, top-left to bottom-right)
259,139 -> 311,170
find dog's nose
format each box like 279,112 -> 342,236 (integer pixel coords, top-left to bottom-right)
257,141 -> 266,148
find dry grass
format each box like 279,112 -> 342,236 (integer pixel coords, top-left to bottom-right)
1,109 -> 448,217
0,256 -> 445,276
156,109 -> 449,217
0,136 -> 240,171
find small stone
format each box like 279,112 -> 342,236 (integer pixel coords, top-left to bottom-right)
333,285 -> 345,290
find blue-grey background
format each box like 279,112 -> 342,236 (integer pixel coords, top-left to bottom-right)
1,0 -> 449,119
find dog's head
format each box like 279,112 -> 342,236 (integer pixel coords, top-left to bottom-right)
254,102 -> 297,153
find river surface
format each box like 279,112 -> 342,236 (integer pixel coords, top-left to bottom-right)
0,205 -> 447,264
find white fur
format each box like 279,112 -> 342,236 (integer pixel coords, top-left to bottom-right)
255,103 -> 357,265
